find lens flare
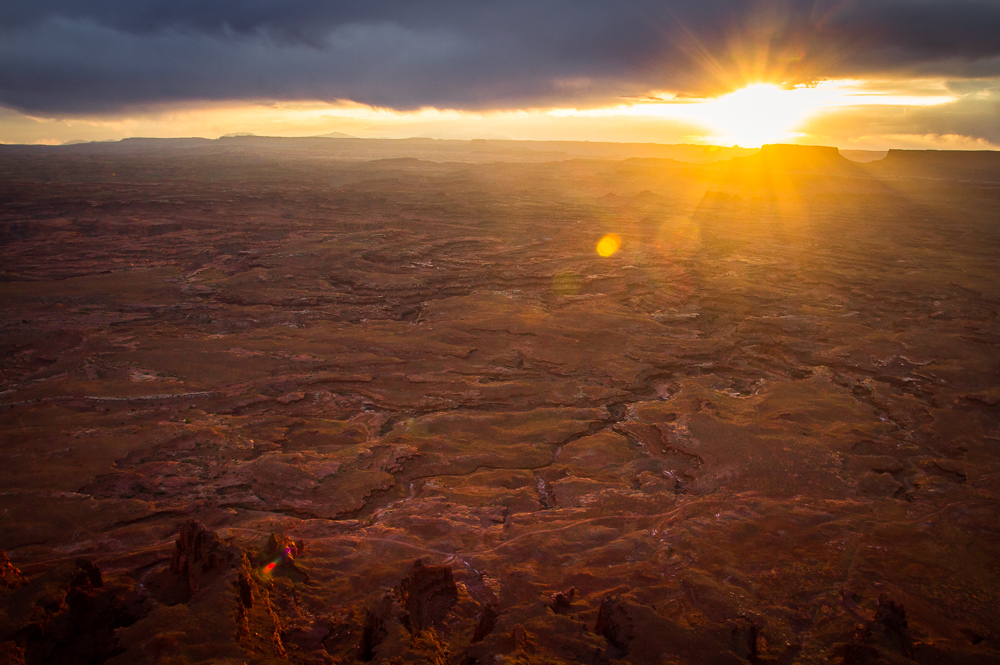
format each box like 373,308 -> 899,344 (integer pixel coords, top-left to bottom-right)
260,546 -> 295,576
596,233 -> 622,257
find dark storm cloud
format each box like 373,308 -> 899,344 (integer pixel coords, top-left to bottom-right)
1,0 -> 999,114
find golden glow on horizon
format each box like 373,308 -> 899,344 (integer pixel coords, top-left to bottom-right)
596,233 -> 622,257
549,79 -> 958,148
0,78 -> 979,149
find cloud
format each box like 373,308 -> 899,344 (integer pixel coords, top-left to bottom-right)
798,79 -> 1000,148
1,1 -> 999,115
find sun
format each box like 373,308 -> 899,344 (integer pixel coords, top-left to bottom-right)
550,82 -> 830,148
545,79 -> 957,149
687,83 -> 815,147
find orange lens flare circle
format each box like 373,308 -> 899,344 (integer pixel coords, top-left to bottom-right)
596,233 -> 621,257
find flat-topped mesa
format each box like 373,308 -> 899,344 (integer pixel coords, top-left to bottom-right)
755,143 -> 851,172
718,143 -> 858,175
869,149 -> 1000,183
758,143 -> 842,162
880,148 -> 1000,168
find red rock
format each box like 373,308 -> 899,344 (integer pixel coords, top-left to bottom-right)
0,553 -> 27,590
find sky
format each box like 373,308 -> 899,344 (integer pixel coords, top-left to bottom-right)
1,0 -> 998,148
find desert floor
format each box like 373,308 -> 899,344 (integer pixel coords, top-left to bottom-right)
1,140 -> 998,664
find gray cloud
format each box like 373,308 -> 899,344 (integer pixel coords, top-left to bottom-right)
2,0 -> 999,115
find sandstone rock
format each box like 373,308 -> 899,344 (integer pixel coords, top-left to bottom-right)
0,553 -> 27,591
396,559 -> 459,634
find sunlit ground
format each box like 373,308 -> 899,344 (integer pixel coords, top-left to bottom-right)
0,78 -> 988,149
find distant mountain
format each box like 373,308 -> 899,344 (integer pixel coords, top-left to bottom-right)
61,138 -> 116,146
315,131 -> 356,138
